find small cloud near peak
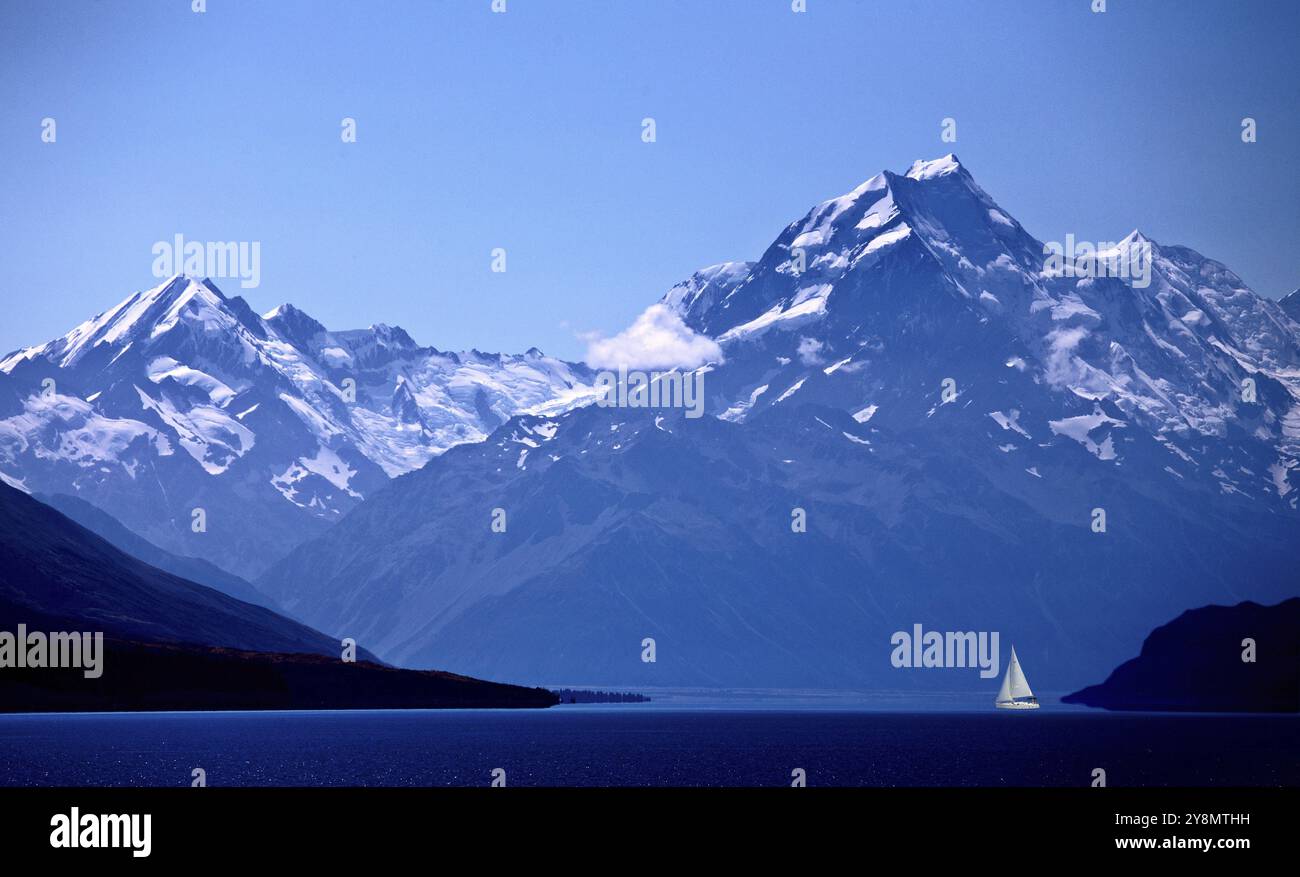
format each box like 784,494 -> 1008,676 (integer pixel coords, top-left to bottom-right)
583,304 -> 722,370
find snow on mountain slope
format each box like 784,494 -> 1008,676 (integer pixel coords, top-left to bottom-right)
660,261 -> 755,318
260,398 -> 1297,689
0,276 -> 595,577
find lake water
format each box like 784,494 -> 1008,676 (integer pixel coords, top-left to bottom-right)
1,704 -> 1294,786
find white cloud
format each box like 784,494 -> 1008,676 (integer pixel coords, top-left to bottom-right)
1044,326 -> 1089,386
584,304 -> 723,370
796,336 -> 825,365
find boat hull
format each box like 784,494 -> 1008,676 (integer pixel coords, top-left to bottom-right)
995,701 -> 1040,710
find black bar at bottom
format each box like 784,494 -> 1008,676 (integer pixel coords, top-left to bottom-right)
0,787 -> 1285,862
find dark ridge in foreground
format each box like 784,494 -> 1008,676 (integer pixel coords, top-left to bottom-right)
1063,599 -> 1299,713
0,481 -> 358,659
0,640 -> 559,712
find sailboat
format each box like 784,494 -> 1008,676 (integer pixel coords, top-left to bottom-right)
994,645 -> 1040,710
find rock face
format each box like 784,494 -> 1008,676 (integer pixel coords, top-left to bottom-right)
0,278 -> 594,578
1063,599 -> 1300,712
259,157 -> 1300,690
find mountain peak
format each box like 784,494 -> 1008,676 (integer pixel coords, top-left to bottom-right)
1102,229 -> 1160,262
1279,288 -> 1300,321
368,323 -> 417,348
904,153 -> 965,181
672,154 -> 1022,336
262,302 -> 304,321
264,301 -> 327,347
30,275 -> 229,368
151,274 -> 229,306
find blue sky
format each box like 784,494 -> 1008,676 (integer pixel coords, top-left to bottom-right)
1,0 -> 1297,361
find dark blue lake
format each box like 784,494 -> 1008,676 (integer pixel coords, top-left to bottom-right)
0,706 -> 1294,787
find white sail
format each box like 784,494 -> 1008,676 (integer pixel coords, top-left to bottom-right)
995,664 -> 1014,703
995,646 -> 1036,705
1007,646 -> 1034,699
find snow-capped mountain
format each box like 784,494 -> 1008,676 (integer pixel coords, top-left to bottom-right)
260,156 -> 1300,689
665,154 -> 1300,508
0,276 -> 595,578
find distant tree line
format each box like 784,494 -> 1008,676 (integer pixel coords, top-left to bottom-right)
550,688 -> 651,704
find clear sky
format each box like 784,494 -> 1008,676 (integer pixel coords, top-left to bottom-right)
2,0 -> 1297,362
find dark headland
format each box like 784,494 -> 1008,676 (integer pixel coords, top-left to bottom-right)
0,640 -> 559,712
0,481 -> 556,712
1063,598 -> 1299,713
